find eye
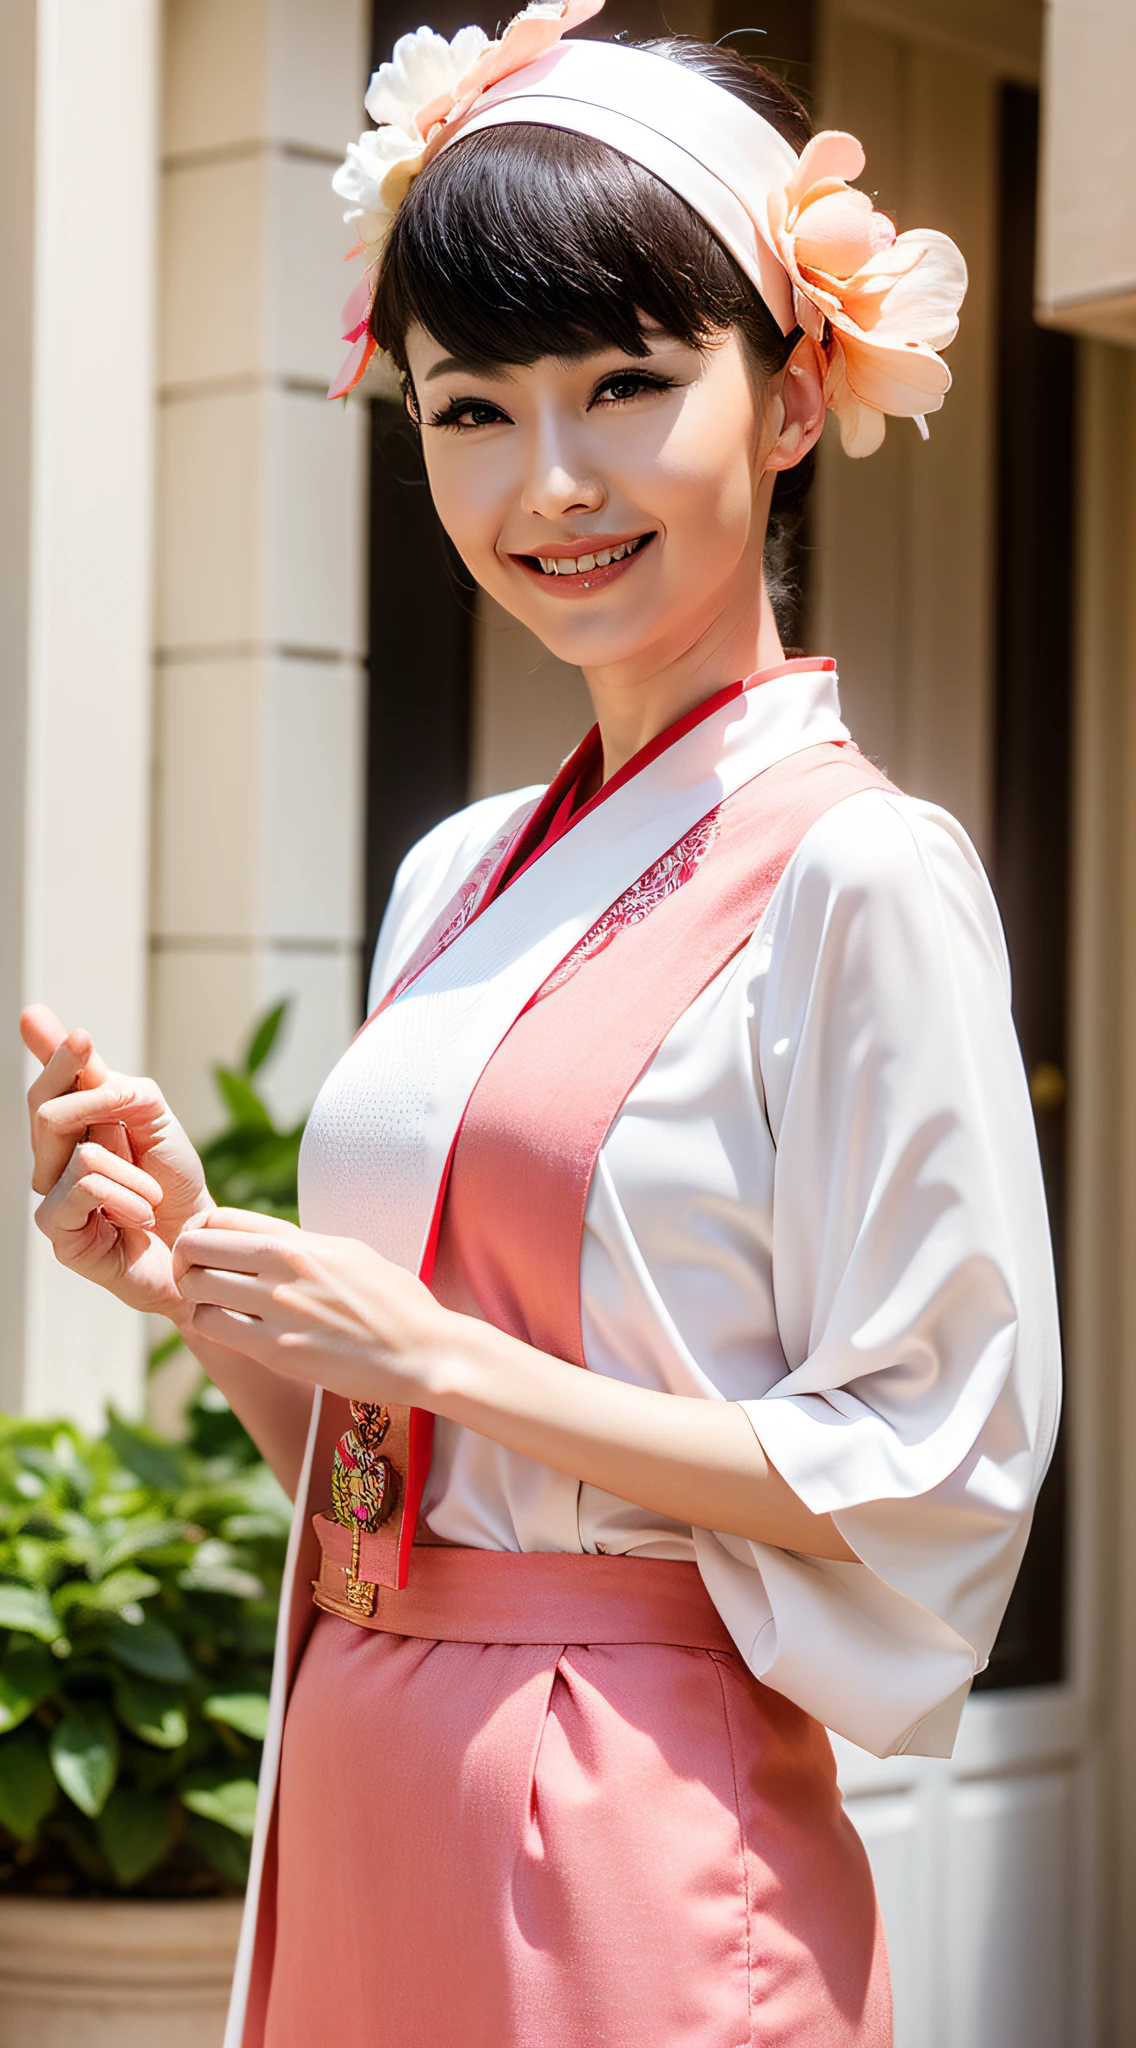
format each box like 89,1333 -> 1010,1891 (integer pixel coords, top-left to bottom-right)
426,396 -> 512,431
591,370 -> 676,407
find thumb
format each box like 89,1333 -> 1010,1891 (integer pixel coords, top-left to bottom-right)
21,1004 -> 110,1089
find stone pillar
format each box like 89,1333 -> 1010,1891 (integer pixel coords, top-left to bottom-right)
1037,0 -> 1136,342
0,0 -> 159,1424
151,0 -> 368,1142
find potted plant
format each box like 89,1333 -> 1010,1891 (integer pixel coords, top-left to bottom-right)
0,1008 -> 301,2048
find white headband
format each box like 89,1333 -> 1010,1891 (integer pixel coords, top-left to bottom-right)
449,42 -> 798,336
331,5 -> 968,457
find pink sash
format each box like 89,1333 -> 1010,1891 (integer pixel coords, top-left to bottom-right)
433,739 -> 893,1364
372,739 -> 893,1581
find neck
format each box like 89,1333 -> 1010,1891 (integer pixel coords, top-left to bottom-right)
585,580 -> 785,783
580,495 -> 785,780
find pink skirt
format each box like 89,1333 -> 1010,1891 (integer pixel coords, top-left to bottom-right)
261,1549 -> 890,2047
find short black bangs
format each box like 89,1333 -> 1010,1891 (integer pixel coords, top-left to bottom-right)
371,122 -> 792,377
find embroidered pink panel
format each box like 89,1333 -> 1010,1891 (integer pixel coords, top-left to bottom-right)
431,741 -> 895,1367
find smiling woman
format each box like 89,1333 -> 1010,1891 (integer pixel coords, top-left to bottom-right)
20,8 -> 1057,2048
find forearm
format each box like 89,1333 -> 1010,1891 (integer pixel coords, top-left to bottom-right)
180,1324 -> 313,1499
432,1316 -> 856,1562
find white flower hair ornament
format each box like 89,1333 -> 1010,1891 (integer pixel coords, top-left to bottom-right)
329,3 -> 968,458
329,1 -> 605,399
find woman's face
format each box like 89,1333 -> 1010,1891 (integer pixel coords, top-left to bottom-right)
403,322 -> 788,680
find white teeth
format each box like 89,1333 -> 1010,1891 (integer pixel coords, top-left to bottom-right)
535,536 -> 645,576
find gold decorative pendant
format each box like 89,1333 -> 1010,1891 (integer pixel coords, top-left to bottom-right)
328,1402 -> 400,1615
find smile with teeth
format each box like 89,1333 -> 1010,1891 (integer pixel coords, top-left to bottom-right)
533,534 -> 651,576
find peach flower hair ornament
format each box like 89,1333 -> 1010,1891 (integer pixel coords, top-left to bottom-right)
329,3 -> 968,457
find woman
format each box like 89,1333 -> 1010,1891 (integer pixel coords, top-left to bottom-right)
22,9 -> 1060,2045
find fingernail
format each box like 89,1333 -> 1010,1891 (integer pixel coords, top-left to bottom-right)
141,1209 -> 156,1228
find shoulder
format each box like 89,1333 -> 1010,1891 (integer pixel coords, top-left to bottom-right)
764,785 -> 1010,990
368,786 -> 544,1010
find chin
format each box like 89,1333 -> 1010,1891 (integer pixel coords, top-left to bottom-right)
520,604 -> 660,671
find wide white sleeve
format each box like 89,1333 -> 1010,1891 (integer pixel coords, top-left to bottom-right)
695,789 -> 1061,1759
367,786 -> 544,1012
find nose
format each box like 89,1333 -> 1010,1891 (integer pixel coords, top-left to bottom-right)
520,414 -> 606,523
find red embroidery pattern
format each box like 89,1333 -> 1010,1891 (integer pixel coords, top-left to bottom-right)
382,822 -> 523,1009
534,809 -> 721,1001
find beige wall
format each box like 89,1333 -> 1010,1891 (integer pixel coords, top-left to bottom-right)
151,0 -> 368,1141
0,0 -> 159,1425
1038,0 -> 1136,342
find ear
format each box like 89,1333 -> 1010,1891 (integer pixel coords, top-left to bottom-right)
761,334 -> 826,477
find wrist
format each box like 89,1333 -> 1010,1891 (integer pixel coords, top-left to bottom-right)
415,1303 -> 490,1414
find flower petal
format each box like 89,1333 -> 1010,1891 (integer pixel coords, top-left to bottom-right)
365,27 -> 484,129
453,0 -> 606,103
783,132 -> 865,213
824,345 -> 887,457
861,230 -> 968,350
834,324 -> 952,415
340,264 -> 379,341
328,332 -> 376,403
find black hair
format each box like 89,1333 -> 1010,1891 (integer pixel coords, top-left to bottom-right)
371,40 -> 814,641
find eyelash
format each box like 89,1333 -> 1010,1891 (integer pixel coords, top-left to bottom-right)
425,369 -> 677,432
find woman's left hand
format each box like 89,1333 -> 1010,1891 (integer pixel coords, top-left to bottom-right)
171,1209 -> 453,1408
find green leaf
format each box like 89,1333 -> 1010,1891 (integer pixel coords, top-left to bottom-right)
56,1568 -> 161,1616
114,1679 -> 189,1750
180,1558 -> 264,1601
50,1703 -> 119,1817
0,1641 -> 56,1733
212,1067 -> 274,1133
203,1690 -> 270,1741
186,1811 -> 251,1888
180,1768 -> 259,1838
243,1001 -> 287,1078
147,1327 -> 185,1375
104,1413 -> 183,1493
0,1726 -> 57,1840
104,1615 -> 193,1683
99,1521 -> 188,1574
95,1787 -> 172,1887
0,1582 -> 61,1642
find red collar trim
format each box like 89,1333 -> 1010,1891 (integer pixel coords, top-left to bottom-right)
499,655 -> 835,895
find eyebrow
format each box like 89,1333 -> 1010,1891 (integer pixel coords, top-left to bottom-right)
423,355 -> 513,382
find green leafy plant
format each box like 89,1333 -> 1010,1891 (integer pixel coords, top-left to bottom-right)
197,1001 -> 304,1223
0,1402 -> 290,1896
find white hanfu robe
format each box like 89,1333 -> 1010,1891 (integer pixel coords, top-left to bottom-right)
359,662 -> 1060,1762
225,660 -> 1059,2048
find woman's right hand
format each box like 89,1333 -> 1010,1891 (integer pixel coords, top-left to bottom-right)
20,1004 -> 216,1325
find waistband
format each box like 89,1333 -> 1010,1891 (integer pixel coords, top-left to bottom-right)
310,1514 -> 736,1651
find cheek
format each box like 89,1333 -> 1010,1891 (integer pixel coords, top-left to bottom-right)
647,418 -> 760,572
421,444 -> 513,572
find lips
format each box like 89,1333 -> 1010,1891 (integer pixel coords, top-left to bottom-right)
510,531 -> 656,594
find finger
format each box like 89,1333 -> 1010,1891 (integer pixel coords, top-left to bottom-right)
204,1207 -> 301,1238
21,1004 -> 69,1066
176,1265 -> 267,1316
38,1173 -> 157,1239
27,1032 -> 108,1124
31,1076 -> 162,1194
61,1142 -> 164,1209
173,1228 -> 292,1284
22,1007 -> 110,1090
187,1302 -> 271,1356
